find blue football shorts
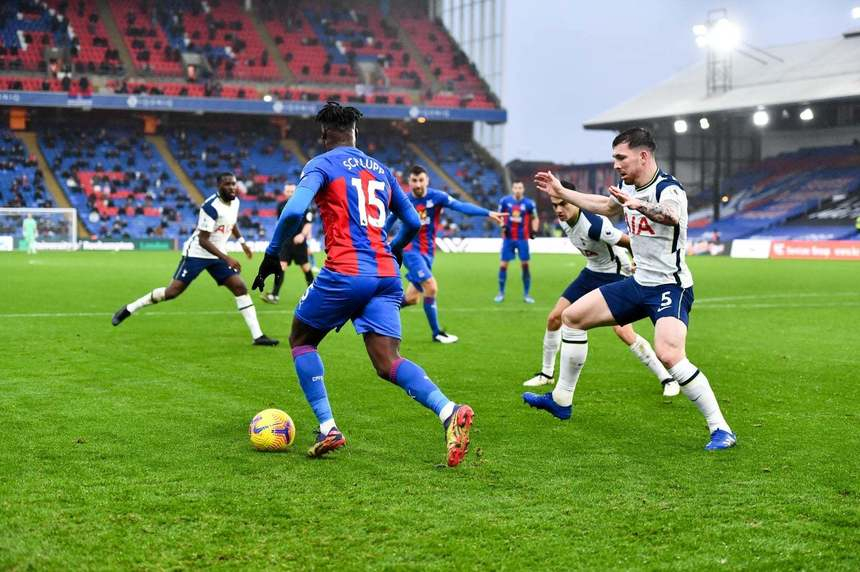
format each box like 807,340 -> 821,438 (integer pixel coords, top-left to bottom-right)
294,267 -> 403,339
172,256 -> 238,285
599,276 -> 695,326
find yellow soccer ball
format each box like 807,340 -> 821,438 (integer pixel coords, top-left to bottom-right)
249,408 -> 295,451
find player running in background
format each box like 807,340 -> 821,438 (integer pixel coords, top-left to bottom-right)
112,172 -> 279,347
496,181 -> 539,303
521,194 -> 680,398
253,102 -> 474,466
385,165 -> 507,344
261,183 -> 315,304
22,213 -> 37,254
529,128 -> 735,451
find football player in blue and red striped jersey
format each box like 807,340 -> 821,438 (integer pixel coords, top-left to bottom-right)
386,165 -> 507,344
496,181 -> 540,303
253,102 -> 474,466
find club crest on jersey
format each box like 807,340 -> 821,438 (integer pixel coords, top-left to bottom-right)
418,207 -> 430,225
626,214 -> 655,235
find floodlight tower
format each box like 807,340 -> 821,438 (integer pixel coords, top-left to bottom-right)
693,9 -> 739,97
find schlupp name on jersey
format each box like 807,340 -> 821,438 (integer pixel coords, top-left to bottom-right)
342,156 -> 386,176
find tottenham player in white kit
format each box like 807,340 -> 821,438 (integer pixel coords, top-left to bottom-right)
531,128 -> 736,451
112,172 -> 278,346
522,193 -> 681,399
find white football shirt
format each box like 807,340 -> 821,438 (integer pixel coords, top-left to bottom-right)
182,193 -> 240,259
613,170 -> 693,288
559,209 -> 631,275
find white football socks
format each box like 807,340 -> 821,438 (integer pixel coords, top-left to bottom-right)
629,334 -> 672,382
551,326 -> 588,407
541,328 -> 561,377
127,287 -> 166,313
235,294 -> 264,339
669,359 -> 731,434
320,419 -> 337,434
438,401 -> 455,424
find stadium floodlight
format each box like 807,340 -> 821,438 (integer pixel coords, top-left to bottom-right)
262,94 -> 273,102
416,116 -> 427,124
699,117 -> 710,130
853,6 -> 860,19
673,119 -> 688,134
709,18 -> 741,53
799,108 -> 814,121
692,24 -> 708,37
752,109 -> 769,127
695,35 -> 709,48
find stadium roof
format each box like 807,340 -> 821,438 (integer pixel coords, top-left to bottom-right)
584,33 -> 860,129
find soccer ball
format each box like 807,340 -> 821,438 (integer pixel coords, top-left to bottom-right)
248,408 -> 295,451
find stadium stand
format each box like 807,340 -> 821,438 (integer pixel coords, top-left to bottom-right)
398,15 -> 497,109
37,124 -> 197,241
689,145 -> 860,241
0,127 -> 52,209
166,124 -> 305,239
0,0 -> 500,109
153,0 -> 279,81
109,0 -> 183,76
0,0 -> 122,78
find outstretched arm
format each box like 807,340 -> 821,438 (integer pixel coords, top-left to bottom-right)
534,171 -> 622,217
607,186 -> 679,225
447,197 -> 508,225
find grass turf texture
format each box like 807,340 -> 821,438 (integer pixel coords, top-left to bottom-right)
1,252 -> 858,570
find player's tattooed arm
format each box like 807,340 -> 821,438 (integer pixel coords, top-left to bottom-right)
607,187 -> 679,224
633,201 -> 680,225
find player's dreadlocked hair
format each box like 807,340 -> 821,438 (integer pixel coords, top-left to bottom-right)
315,101 -> 363,132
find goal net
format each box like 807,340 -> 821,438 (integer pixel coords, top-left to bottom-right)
0,207 -> 78,251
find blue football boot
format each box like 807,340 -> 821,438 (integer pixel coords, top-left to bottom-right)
522,391 -> 572,420
704,428 -> 737,451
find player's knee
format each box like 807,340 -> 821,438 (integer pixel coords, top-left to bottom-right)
547,312 -> 562,331
560,308 -> 584,329
164,285 -> 182,299
423,280 -> 437,297
369,354 -> 395,381
654,343 -> 683,368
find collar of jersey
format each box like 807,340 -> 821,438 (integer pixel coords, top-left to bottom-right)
635,169 -> 660,191
566,209 -> 581,227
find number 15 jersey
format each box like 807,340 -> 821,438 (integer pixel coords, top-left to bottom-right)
298,146 -> 410,278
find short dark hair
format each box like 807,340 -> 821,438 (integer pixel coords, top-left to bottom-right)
315,100 -> 363,132
512,180 -> 524,186
409,165 -> 427,177
612,127 -> 656,152
217,172 -> 235,184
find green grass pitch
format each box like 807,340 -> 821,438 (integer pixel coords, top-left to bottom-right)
1,251 -> 858,570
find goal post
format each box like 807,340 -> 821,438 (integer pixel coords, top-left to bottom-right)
0,207 -> 78,251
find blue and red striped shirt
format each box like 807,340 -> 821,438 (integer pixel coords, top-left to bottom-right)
498,196 -> 536,240
291,147 -> 413,277
389,188 -> 490,256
